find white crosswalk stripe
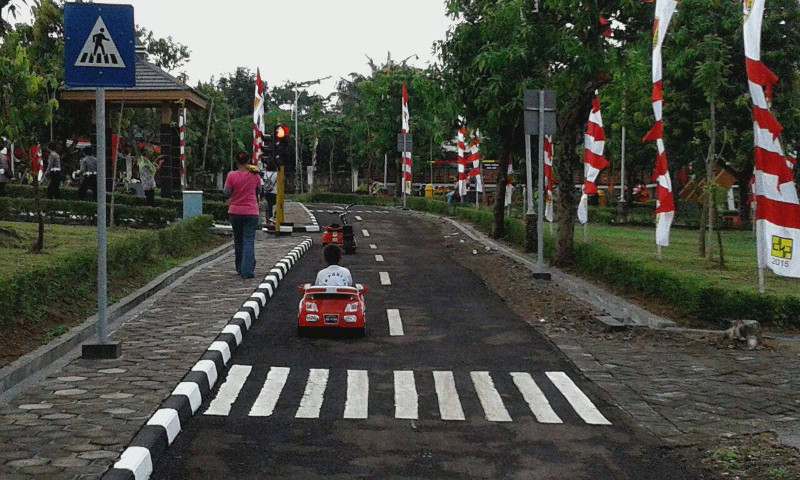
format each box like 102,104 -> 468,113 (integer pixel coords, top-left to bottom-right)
204,367 -> 610,425
511,372 -> 562,424
434,371 -> 465,421
344,370 -> 369,419
471,372 -> 512,422
249,367 -> 290,417
546,372 -> 611,425
394,370 -> 418,420
295,369 -> 330,419
204,365 -> 252,416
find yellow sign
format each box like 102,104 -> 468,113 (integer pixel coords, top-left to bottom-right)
772,235 -> 793,259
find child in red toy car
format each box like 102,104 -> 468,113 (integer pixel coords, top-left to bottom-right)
315,244 -> 354,286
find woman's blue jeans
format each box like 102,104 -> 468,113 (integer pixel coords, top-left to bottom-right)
230,214 -> 259,278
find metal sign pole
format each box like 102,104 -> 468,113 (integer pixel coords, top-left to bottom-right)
537,90 -> 545,273
96,87 -> 108,343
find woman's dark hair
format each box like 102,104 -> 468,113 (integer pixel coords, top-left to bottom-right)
323,244 -> 343,265
235,151 -> 250,165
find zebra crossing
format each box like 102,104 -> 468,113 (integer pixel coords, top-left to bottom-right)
203,366 -> 612,425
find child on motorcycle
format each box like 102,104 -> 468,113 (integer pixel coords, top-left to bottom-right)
315,244 -> 354,287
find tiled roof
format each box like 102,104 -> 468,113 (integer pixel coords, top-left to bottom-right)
62,54 -> 206,97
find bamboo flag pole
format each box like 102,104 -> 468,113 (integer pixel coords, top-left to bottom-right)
756,220 -> 766,293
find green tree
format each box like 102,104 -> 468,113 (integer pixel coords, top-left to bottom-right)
136,26 -> 191,73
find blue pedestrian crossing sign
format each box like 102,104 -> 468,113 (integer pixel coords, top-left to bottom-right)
64,3 -> 135,88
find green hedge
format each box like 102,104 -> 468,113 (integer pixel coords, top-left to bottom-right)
303,193 -> 798,327
0,215 -> 216,330
0,197 -> 177,228
4,185 -> 230,223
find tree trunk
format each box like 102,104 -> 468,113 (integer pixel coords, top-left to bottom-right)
737,174 -> 751,228
329,139 -> 334,189
492,151 -> 510,239
698,203 -> 707,256
551,112 -> 584,267
705,100 -> 717,261
716,201 -> 725,268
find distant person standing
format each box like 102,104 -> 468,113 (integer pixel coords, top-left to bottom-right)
263,160 -> 278,223
137,153 -> 159,206
76,147 -> 98,201
0,149 -> 9,197
225,152 -> 261,279
45,142 -> 63,199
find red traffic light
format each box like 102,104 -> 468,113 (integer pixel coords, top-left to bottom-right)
275,125 -> 290,139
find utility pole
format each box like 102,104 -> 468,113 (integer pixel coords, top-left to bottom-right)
290,76 -> 332,194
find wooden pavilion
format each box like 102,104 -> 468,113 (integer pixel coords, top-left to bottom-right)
60,42 -> 208,197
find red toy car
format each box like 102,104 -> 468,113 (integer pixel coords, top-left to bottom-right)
321,204 -> 357,254
297,283 -> 368,337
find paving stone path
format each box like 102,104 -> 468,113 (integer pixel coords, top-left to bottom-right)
0,204 -> 312,480
549,331 -> 800,446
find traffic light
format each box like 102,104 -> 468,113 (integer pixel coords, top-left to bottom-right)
273,124 -> 290,165
261,133 -> 274,162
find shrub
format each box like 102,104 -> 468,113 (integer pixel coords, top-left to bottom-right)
0,215 -> 216,330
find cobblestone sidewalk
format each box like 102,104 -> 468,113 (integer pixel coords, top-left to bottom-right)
0,204 -> 313,480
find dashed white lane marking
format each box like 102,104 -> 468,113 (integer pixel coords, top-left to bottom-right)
375,255 -> 384,262
394,370 -> 418,419
546,372 -> 611,425
344,370 -> 369,419
471,372 -> 512,422
205,365 -> 252,416
355,216 -> 363,221
379,272 -> 391,286
511,372 -> 563,424
370,244 -> 378,249
362,229 -> 370,237
295,369 -> 330,419
434,371 -> 466,421
387,309 -> 404,336
249,367 -> 290,417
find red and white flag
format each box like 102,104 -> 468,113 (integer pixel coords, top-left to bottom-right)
457,126 -> 468,196
401,82 -> 412,195
578,92 -> 609,225
467,130 -> 483,193
504,158 -> 514,207
179,108 -> 187,187
745,0 -> 800,278
544,134 -> 555,222
252,68 -> 265,165
643,0 -> 678,247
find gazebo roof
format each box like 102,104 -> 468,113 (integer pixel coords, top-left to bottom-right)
60,49 -> 208,110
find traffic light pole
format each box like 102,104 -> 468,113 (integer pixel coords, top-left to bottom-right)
275,165 -> 285,232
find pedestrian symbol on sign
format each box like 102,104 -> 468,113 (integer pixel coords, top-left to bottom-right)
74,16 -> 126,68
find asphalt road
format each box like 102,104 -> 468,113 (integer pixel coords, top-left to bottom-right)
154,205 -> 701,480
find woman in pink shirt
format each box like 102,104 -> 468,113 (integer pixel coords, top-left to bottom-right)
224,152 -> 262,279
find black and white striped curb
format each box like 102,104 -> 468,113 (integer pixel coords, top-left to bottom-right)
101,238 -> 313,480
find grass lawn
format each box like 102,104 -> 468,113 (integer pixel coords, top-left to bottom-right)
556,223 -> 800,298
0,219 -> 229,367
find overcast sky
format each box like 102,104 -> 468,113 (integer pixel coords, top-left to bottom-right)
15,0 -> 455,96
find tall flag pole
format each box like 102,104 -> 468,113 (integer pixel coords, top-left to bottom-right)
544,134 -> 555,229
578,92 -> 609,240
179,108 -> 186,188
252,68 -> 265,166
467,129 -> 483,208
401,82 -> 412,198
457,126 -> 468,198
744,0 -> 800,291
643,0 -> 678,258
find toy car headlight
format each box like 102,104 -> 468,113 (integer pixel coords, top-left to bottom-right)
305,302 -> 318,312
344,302 -> 360,313
306,314 -> 319,322
343,315 -> 358,323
